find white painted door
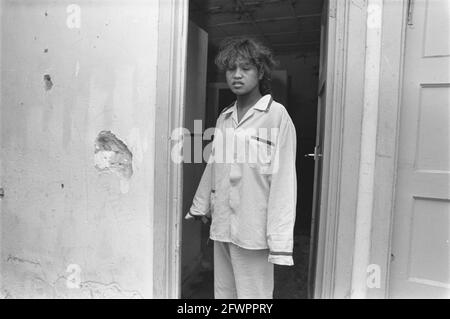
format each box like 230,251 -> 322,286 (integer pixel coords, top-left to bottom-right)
389,0 -> 450,298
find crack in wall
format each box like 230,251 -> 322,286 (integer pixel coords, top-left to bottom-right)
2,257 -> 144,298
79,280 -> 144,299
6,255 -> 41,267
1,289 -> 12,299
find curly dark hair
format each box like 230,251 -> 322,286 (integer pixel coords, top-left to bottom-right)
214,37 -> 277,95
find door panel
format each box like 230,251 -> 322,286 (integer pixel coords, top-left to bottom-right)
390,0 -> 450,298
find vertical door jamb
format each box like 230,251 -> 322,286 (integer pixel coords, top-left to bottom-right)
316,0 -> 409,298
370,0 -> 410,299
153,0 -> 189,299
313,0 -> 349,298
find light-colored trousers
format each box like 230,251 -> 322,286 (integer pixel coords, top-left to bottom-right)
214,240 -> 274,299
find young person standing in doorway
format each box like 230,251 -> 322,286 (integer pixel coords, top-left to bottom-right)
186,37 -> 297,299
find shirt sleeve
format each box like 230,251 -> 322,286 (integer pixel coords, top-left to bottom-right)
186,160 -> 213,219
186,121 -> 218,220
266,112 -> 297,266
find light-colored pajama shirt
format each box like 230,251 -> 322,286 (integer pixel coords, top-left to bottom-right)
188,94 -> 298,266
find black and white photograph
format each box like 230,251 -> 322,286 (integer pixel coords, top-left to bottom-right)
0,0 -> 448,302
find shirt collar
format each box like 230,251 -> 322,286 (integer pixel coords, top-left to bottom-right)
253,94 -> 272,111
222,104 -> 235,115
222,94 -> 272,115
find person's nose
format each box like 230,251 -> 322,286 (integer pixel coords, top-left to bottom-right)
233,67 -> 243,79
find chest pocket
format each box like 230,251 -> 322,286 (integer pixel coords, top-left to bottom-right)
248,135 -> 275,174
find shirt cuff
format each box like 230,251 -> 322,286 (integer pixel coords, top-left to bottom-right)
184,212 -> 195,220
186,210 -> 203,220
268,252 -> 294,266
185,210 -> 211,223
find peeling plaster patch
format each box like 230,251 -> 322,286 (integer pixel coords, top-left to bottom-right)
94,131 -> 133,180
43,74 -> 53,91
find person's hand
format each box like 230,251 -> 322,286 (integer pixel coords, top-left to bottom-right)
185,212 -> 210,224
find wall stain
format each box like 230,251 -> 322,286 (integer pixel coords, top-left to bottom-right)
43,74 -> 53,91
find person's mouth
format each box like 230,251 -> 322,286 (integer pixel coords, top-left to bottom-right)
232,82 -> 244,88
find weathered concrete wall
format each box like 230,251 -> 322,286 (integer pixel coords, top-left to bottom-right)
0,0 -> 158,298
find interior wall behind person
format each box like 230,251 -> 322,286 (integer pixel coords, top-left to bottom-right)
277,52 -> 320,233
1,0 -> 159,298
181,21 -> 208,283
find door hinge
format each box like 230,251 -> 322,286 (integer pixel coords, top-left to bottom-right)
407,0 -> 415,26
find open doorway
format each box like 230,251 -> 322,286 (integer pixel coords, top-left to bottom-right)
181,0 -> 326,299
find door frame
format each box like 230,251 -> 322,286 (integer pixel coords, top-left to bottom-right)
316,0 -> 369,298
313,0 -> 409,299
152,0 -> 352,299
153,0 -> 189,298
153,0 -> 408,299
368,1 -> 408,299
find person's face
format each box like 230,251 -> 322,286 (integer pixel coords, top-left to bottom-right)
225,58 -> 262,96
